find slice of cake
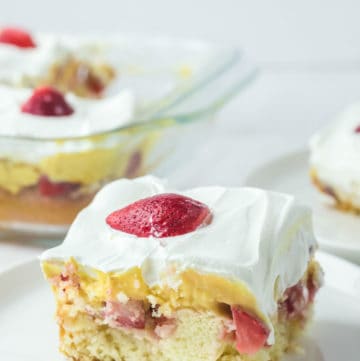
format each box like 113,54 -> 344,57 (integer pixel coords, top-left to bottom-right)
310,103 -> 360,213
41,176 -> 322,361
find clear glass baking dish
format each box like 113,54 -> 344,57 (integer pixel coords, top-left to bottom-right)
0,35 -> 256,240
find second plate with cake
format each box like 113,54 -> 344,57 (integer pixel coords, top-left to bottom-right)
245,150 -> 360,264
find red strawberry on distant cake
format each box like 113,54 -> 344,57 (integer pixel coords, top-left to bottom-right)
0,27 -> 36,48
21,86 -> 74,116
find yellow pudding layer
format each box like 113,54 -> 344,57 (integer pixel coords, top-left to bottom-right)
0,133 -> 159,194
0,159 -> 40,194
40,146 -> 126,184
42,259 -> 265,322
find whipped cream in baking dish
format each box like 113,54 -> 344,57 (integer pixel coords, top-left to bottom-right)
0,35 -> 68,84
310,103 -> 360,197
42,176 -> 316,330
0,85 -> 134,139
0,33 -> 105,85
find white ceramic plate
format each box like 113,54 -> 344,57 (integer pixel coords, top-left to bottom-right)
245,150 -> 360,264
0,252 -> 359,361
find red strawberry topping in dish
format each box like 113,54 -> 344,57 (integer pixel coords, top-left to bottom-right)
230,306 -> 270,355
0,27 -> 36,48
355,125 -> 360,133
38,176 -> 79,198
21,86 -> 74,116
106,193 -> 212,237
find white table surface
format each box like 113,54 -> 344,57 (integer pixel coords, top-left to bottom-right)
1,1 -> 360,272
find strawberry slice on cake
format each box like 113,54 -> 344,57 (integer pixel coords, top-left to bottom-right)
106,193 -> 212,237
41,175 -> 322,361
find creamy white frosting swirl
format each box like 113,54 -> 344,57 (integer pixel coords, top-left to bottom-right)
310,103 -> 360,204
0,34 -> 106,85
0,85 -> 134,139
0,34 -> 69,84
41,175 -> 316,340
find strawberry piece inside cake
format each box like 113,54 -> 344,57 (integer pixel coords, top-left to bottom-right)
41,176 -> 323,361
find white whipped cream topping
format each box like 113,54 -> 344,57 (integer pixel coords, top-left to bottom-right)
41,176 -> 316,340
0,85 -> 134,139
0,34 -> 70,84
0,34 -> 106,85
310,103 -> 360,204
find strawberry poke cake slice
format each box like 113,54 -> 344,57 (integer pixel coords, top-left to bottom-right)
310,103 -> 360,213
41,176 -> 323,361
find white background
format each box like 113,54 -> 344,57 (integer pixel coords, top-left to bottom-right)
1,1 -> 360,268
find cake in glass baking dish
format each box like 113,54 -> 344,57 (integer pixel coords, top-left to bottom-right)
41,176 -> 323,361
0,85 -> 160,227
0,25 -> 257,235
310,103 -> 360,213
